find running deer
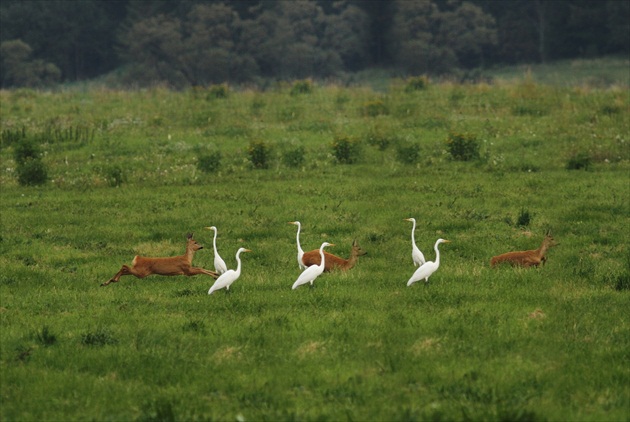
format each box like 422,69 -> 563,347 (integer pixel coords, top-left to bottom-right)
490,232 -> 558,268
301,239 -> 366,272
102,233 -> 219,286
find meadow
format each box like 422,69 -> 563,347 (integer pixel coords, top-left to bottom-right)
0,63 -> 629,421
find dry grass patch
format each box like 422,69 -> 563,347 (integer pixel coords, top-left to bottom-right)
295,340 -> 327,359
410,337 -> 442,356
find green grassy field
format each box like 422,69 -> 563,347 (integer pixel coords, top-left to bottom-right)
1,65 -> 629,421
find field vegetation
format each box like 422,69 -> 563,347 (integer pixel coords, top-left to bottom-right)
1,63 -> 629,420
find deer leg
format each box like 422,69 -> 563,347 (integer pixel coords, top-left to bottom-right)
184,266 -> 219,279
102,265 -> 134,286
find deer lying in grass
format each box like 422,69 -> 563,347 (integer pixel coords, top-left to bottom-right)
102,233 -> 219,286
490,232 -> 558,268
302,239 -> 366,272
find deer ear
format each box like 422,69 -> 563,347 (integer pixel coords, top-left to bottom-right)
187,232 -> 193,239
353,239 -> 358,246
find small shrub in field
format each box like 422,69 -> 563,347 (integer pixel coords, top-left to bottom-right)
362,100 -> 389,117
405,76 -> 429,92
614,272 -> 629,291
16,157 -> 48,186
331,136 -> 361,164
566,152 -> 592,170
290,79 -> 313,96
282,145 -> 305,168
366,130 -> 395,151
35,326 -> 57,347
197,151 -> 222,173
13,138 -> 39,165
207,83 -> 229,99
517,208 -> 532,227
81,328 -> 117,347
103,165 -> 125,187
396,142 -> 421,165
248,140 -> 271,169
446,131 -> 480,161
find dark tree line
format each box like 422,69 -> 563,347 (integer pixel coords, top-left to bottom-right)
1,0 -> 628,88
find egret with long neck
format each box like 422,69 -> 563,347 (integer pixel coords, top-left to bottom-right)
404,217 -> 426,266
205,226 -> 227,275
288,221 -> 306,270
407,238 -> 450,286
208,247 -> 251,294
292,242 -> 334,290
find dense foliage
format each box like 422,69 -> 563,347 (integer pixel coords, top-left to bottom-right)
1,0 -> 628,87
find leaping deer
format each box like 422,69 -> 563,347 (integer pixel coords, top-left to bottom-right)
490,231 -> 558,268
302,239 -> 366,272
102,233 -> 219,286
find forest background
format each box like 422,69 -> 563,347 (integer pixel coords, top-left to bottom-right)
1,0 -> 629,89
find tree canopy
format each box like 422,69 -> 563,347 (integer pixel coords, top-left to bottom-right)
0,0 -> 627,88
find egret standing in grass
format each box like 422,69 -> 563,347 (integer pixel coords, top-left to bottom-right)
404,217 -> 426,266
292,242 -> 334,290
205,226 -> 227,275
288,221 -> 306,270
407,238 -> 450,286
208,248 -> 251,294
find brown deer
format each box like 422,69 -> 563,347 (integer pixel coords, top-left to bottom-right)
302,239 -> 366,272
490,232 -> 558,268
102,233 -> 219,286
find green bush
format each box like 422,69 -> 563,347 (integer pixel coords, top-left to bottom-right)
248,140 -> 271,169
282,145 -> 305,168
405,76 -> 429,92
13,138 -> 39,165
103,165 -> 125,187
207,83 -> 229,99
366,130 -> 395,151
517,208 -> 532,227
331,136 -> 361,164
16,155 -> 48,186
197,151 -> 222,173
81,328 -> 117,347
566,152 -> 592,170
362,100 -> 389,117
35,326 -> 57,347
290,79 -> 313,96
396,142 -> 421,165
446,131 -> 480,161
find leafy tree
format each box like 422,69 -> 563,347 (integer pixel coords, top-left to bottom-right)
0,39 -> 60,87
0,0 -> 125,81
323,1 -> 371,71
390,0 -> 497,74
606,0 -> 630,55
438,2 -> 497,69
182,3 -> 242,85
118,15 -> 187,87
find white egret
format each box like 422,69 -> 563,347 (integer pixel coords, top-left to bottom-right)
404,218 -> 426,266
288,221 -> 306,270
204,226 -> 228,275
407,239 -> 450,286
292,242 -> 334,290
208,248 -> 251,294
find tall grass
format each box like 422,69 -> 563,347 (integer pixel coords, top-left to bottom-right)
1,62 -> 629,420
